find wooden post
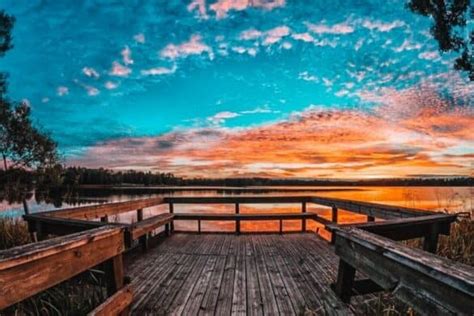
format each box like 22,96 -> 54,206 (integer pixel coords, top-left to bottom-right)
137,209 -> 143,221
235,203 -> 240,234
333,259 -> 356,303
198,220 -> 201,234
302,202 -> 307,232
367,215 -> 375,222
22,199 -> 30,215
104,254 -> 124,296
136,209 -> 148,251
331,205 -> 338,223
423,223 -> 439,253
279,219 -> 283,234
331,206 -> 338,244
169,203 -> 174,233
165,223 -> 170,236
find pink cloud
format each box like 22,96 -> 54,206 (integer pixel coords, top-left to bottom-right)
160,35 -> 213,60
263,26 -> 291,45
187,0 -> 207,18
292,32 -> 314,42
239,29 -> 263,40
306,21 -> 354,34
110,61 -> 132,77
210,0 -> 285,19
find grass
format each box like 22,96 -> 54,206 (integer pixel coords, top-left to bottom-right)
0,217 -> 32,250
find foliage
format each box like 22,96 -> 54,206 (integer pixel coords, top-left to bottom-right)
0,10 -> 58,172
408,0 -> 474,80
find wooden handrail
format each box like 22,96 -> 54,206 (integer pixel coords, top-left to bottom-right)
326,214 -> 456,241
164,196 -> 313,204
40,196 -> 165,220
310,196 -> 436,219
0,226 -> 127,309
331,226 -> 474,314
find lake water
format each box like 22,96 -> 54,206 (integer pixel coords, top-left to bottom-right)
0,187 -> 474,229
1,186 -> 472,235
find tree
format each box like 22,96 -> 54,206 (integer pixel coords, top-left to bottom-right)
0,10 -> 58,171
408,0 -> 474,80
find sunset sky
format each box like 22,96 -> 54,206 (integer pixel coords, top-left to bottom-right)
1,0 -> 473,178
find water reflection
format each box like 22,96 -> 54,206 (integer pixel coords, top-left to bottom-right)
1,187 -> 472,236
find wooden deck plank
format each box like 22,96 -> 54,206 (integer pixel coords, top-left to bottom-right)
245,238 -> 264,316
258,235 -> 295,315
252,236 -> 280,315
214,253 -> 236,315
126,233 -> 367,315
198,255 -> 227,315
231,237 -> 247,315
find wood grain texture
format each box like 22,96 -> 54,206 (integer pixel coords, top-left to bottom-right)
40,197 -> 165,220
333,226 -> 474,315
0,226 -> 124,309
88,284 -> 133,316
125,233 -> 354,315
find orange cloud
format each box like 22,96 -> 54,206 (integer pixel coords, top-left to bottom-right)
71,87 -> 473,179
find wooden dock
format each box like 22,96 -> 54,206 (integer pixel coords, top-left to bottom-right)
1,195 -> 473,315
126,233 -> 365,315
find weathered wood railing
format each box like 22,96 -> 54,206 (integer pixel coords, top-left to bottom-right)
331,225 -> 474,315
0,226 -> 130,315
2,194 -> 469,314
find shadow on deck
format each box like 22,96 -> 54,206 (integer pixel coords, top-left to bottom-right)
126,233 -> 368,315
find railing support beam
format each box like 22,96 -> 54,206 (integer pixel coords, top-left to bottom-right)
235,203 -> 240,234
302,202 -> 307,232
332,259 -> 356,304
169,203 -> 174,233
423,223 -> 439,253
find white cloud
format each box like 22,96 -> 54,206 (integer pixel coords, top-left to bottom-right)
362,19 -> 405,32
104,81 -> 119,90
207,111 -> 240,125
82,67 -> 100,78
134,33 -> 145,44
121,46 -> 133,65
419,51 -> 440,60
141,64 -> 177,76
57,86 -> 69,96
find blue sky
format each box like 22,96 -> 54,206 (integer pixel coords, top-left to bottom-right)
1,0 -> 473,178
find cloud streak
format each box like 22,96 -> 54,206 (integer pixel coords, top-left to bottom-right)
71,86 -> 474,178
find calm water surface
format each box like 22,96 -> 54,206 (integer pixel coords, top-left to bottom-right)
1,186 -> 472,235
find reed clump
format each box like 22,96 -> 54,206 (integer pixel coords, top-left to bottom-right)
0,217 -> 31,250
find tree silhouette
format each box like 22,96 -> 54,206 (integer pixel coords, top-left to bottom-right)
0,10 -> 58,171
408,0 -> 473,80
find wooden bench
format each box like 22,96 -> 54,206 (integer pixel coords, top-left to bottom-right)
126,213 -> 174,250
331,226 -> 474,315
